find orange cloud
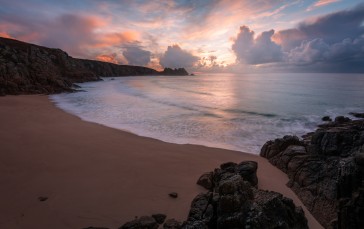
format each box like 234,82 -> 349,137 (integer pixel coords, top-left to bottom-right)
0,32 -> 12,38
95,53 -> 128,65
96,53 -> 118,64
94,31 -> 139,48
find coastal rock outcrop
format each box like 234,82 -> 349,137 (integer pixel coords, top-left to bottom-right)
120,216 -> 181,229
120,161 -> 308,229
161,68 -> 189,76
260,117 -> 364,229
184,161 -> 307,229
0,37 -> 189,95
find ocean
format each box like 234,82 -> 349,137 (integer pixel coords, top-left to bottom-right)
50,73 -> 364,154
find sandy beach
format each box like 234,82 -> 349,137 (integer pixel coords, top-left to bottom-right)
0,95 -> 322,229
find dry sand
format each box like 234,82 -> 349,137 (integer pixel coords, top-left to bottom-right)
0,95 -> 323,229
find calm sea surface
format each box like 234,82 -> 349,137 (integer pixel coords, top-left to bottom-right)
51,73 -> 364,154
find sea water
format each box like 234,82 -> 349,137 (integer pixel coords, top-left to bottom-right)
50,73 -> 364,154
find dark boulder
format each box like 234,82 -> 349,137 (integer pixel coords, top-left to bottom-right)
184,161 -> 308,229
169,192 -> 178,198
196,172 -> 213,190
163,219 -> 182,229
349,112 -> 364,119
121,160 -> 308,229
334,116 -> 351,123
120,216 -> 158,229
152,213 -> 167,224
322,116 -> 332,121
83,227 -> 109,229
237,161 -> 258,187
260,118 -> 364,229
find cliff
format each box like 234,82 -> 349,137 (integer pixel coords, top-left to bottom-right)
0,37 -> 188,95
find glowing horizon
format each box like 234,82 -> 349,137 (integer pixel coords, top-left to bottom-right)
1,0 -> 363,72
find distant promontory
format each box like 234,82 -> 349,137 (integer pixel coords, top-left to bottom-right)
0,37 -> 189,95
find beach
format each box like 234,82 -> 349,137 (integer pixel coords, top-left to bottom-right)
0,95 -> 322,229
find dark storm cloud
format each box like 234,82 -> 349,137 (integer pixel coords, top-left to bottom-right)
274,3 -> 364,51
232,3 -> 364,72
282,4 -> 364,72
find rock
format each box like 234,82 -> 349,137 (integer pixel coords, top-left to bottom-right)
196,172 -> 213,190
169,192 -> 178,198
161,68 -> 189,76
322,116 -> 332,121
334,116 -> 351,123
120,216 -> 158,229
260,118 -> 364,228
247,190 -> 308,229
38,196 -> 48,202
183,161 -> 308,229
83,227 -> 109,229
220,161 -> 237,172
121,160 -> 307,229
237,161 -> 258,186
349,112 -> 364,118
152,213 -> 167,224
163,219 -> 182,229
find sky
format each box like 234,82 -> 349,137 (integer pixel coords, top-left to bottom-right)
0,0 -> 364,73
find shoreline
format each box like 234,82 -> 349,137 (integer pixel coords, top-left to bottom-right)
0,95 -> 322,228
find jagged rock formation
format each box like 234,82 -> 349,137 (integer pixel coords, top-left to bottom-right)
0,37 -> 189,95
184,161 -> 308,229
120,161 -> 308,229
120,215 -> 180,229
161,67 -> 189,76
261,117 -> 364,229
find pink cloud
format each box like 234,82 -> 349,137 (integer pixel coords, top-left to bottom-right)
0,32 -> 12,38
95,31 -> 139,48
307,0 -> 341,11
96,53 -> 119,64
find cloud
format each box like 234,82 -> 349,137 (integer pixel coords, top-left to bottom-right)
280,4 -> 364,71
123,43 -> 151,66
96,53 -> 119,64
0,11 -> 139,59
159,45 -> 199,68
307,0 -> 341,11
229,4 -> 364,72
0,32 -> 12,38
95,31 -> 139,48
232,26 -> 283,65
286,37 -> 364,65
273,3 -> 364,51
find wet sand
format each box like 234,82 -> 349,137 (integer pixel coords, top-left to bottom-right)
0,95 -> 322,229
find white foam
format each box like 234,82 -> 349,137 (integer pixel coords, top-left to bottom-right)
51,73 -> 364,154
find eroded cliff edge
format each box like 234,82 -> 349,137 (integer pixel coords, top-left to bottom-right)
0,37 -> 188,95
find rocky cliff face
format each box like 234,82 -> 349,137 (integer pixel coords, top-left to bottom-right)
0,37 -> 188,95
261,117 -> 364,229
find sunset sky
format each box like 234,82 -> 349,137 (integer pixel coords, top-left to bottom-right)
1,0 -> 363,72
